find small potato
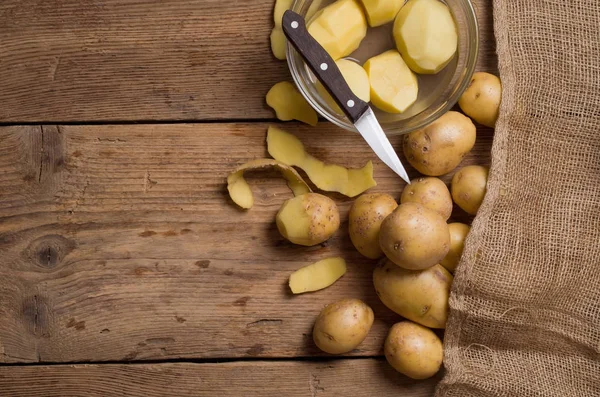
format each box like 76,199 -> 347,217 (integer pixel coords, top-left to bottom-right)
458,72 -> 502,128
379,202 -> 450,270
360,0 -> 404,27
451,165 -> 489,215
385,321 -> 443,379
394,0 -> 457,74
313,298 -> 374,354
364,50 -> 418,113
308,0 -> 367,60
440,223 -> 470,273
373,261 -> 452,328
349,193 -> 398,259
277,193 -> 340,246
403,111 -> 476,176
400,177 -> 452,220
316,59 -> 370,115
266,81 -> 318,126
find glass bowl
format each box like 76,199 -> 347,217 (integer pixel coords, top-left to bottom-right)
286,0 -> 479,135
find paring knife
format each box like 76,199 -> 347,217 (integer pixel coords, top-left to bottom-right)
282,10 -> 411,184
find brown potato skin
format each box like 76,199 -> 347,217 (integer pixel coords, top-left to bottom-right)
349,193 -> 398,259
440,222 -> 470,272
379,202 -> 450,270
458,72 -> 501,128
384,321 -> 443,379
276,193 -> 340,246
451,165 -> 489,215
313,298 -> 374,354
402,111 -> 476,176
373,261 -> 452,328
400,177 -> 453,220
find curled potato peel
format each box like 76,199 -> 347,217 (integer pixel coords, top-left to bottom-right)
227,158 -> 311,209
267,126 -> 377,197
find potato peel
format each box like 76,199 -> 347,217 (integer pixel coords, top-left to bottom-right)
227,159 -> 311,209
289,257 -> 347,294
266,82 -> 318,126
267,126 -> 377,197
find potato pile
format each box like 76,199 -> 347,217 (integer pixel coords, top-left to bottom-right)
225,0 -> 502,382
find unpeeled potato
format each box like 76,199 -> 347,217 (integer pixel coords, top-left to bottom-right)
276,193 -> 340,246
364,50 -> 418,114
373,261 -> 452,328
403,111 -> 476,176
400,177 -> 452,220
379,202 -> 450,270
451,165 -> 489,215
349,193 -> 398,259
308,0 -> 367,60
385,321 -> 443,379
313,298 -> 374,354
458,72 -> 502,127
440,222 -> 470,273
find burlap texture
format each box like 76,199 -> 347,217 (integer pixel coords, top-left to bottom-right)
436,1 -> 600,396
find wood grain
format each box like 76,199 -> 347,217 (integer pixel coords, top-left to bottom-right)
0,122 -> 492,363
0,360 -> 442,396
0,0 -> 496,122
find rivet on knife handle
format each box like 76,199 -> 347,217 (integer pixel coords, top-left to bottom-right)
282,10 -> 369,124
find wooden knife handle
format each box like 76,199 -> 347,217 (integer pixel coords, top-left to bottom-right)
282,10 -> 369,124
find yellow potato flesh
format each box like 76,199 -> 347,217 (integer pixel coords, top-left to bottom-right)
364,50 -> 418,113
273,0 -> 293,28
315,59 -> 370,115
394,0 -> 458,74
266,82 -> 318,126
270,28 -> 287,60
289,257 -> 347,294
307,0 -> 367,60
267,126 -> 377,197
360,0 -> 404,27
227,159 -> 311,209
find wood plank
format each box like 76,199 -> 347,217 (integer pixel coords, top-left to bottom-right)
0,360 -> 441,396
0,122 -> 492,363
0,0 -> 496,122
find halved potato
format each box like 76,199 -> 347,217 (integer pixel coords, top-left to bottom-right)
308,0 -> 368,60
364,50 -> 418,113
394,0 -> 458,74
315,59 -> 370,115
360,0 -> 404,27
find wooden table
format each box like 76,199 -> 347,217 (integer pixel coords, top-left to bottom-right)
0,1 -> 496,395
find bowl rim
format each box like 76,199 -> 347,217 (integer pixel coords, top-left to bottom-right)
286,0 -> 479,135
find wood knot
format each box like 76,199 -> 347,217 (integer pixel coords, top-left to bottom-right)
24,235 -> 76,269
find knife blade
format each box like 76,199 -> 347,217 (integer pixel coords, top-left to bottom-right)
282,10 -> 411,184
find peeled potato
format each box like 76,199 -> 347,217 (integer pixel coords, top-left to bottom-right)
267,126 -> 377,197
440,222 -> 470,273
308,0 -> 367,60
313,298 -> 374,354
364,50 -> 418,113
227,159 -> 311,209
276,193 -> 340,246
400,177 -> 452,220
451,165 -> 489,215
360,0 -> 404,27
458,72 -> 502,127
266,82 -> 318,126
403,111 -> 476,176
316,59 -> 370,115
379,202 -> 450,270
373,261 -> 452,328
349,193 -> 398,259
394,0 -> 458,74
289,257 -> 347,294
385,321 -> 443,379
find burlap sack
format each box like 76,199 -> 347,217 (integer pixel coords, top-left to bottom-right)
436,1 -> 600,396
